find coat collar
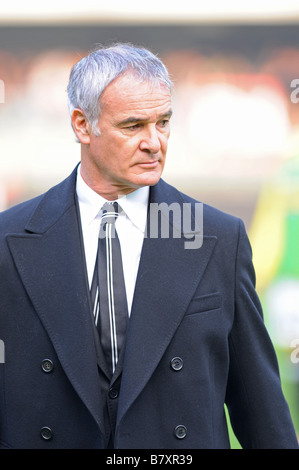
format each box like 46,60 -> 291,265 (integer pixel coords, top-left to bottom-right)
24,166 -> 78,234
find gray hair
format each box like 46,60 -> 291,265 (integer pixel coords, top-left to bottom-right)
67,43 -> 173,136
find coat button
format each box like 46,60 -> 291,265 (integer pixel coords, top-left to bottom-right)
109,388 -> 119,399
170,357 -> 183,371
174,425 -> 187,439
41,359 -> 54,373
40,426 -> 53,441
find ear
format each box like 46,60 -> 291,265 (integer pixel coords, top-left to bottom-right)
71,109 -> 92,144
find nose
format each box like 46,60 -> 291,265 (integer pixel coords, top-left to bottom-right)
139,126 -> 161,154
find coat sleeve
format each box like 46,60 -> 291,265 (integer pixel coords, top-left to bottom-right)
225,219 -> 298,449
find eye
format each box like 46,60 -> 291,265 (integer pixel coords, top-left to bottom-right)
158,119 -> 169,128
126,123 -> 142,131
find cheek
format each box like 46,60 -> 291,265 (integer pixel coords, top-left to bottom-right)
98,133 -> 145,169
119,139 -> 142,161
108,144 -> 137,173
160,137 -> 169,155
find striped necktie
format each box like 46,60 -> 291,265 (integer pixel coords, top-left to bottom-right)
90,202 -> 128,376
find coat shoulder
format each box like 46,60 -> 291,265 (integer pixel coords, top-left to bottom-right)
0,194 -> 44,234
0,167 -> 78,235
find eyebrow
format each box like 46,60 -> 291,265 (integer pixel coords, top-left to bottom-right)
117,109 -> 173,127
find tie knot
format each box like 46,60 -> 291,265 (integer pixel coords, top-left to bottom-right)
101,202 -> 119,226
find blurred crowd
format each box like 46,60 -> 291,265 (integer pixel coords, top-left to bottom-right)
1,45 -> 299,208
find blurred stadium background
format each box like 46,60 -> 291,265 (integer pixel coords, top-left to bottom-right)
1,1 -> 299,447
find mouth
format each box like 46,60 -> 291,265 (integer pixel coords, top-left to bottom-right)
136,160 -> 159,169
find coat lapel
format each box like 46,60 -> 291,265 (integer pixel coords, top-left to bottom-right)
6,170 -> 104,435
116,180 -> 217,429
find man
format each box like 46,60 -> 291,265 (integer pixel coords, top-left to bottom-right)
0,43 -> 297,449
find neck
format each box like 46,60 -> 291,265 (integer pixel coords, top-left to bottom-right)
79,163 -> 140,201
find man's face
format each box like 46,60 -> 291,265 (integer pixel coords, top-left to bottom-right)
80,73 -> 172,199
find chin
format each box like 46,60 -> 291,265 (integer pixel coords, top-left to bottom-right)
133,169 -> 163,188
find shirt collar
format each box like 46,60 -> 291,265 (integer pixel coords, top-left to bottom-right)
118,186 -> 149,233
76,165 -> 149,232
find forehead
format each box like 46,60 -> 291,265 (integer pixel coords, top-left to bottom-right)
100,73 -> 172,116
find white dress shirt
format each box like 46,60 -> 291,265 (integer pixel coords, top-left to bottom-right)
76,165 -> 149,315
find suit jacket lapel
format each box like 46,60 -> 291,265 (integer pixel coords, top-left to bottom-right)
116,180 -> 217,429
6,169 -> 104,435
